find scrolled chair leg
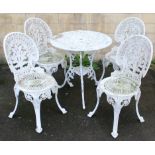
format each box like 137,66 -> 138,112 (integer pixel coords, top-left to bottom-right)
107,96 -> 129,139
8,84 -> 20,118
135,89 -> 145,123
55,91 -> 67,114
87,88 -> 102,118
111,102 -> 123,139
32,97 -> 43,133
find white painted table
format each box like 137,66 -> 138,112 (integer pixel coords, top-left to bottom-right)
50,30 -> 112,109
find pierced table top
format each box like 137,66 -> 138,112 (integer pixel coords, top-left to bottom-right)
50,30 -> 112,52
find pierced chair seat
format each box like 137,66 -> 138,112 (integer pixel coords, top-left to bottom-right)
99,77 -> 139,96
18,73 -> 57,93
38,51 -> 64,65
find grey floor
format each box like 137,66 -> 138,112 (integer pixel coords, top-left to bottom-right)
0,64 -> 155,141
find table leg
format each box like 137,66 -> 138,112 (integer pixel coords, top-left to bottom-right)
87,53 -> 98,85
65,53 -> 76,87
80,51 -> 85,109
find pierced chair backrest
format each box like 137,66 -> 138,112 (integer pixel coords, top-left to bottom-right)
24,17 -> 53,55
117,35 -> 153,81
3,32 -> 39,82
114,17 -> 145,43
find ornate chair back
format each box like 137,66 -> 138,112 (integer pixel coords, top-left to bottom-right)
3,32 -> 39,82
116,35 -> 153,83
114,17 -> 145,43
24,17 -> 53,55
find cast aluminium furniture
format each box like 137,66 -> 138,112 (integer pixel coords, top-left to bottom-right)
3,32 -> 67,133
88,35 -> 153,138
100,17 -> 145,81
51,30 -> 112,109
24,17 -> 67,77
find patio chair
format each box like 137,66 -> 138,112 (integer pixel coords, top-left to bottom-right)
3,32 -> 67,133
24,17 -> 67,80
100,17 -> 145,81
88,35 -> 153,138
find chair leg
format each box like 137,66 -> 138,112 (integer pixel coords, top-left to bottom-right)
87,89 -> 101,117
111,103 -> 122,139
8,84 -> 20,118
32,98 -> 42,133
135,90 -> 145,123
55,91 -> 67,114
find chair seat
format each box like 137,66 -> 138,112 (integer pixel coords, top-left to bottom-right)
99,77 -> 139,96
38,51 -> 64,65
18,72 -> 57,92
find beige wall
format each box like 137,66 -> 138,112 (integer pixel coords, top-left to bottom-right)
0,13 -> 155,64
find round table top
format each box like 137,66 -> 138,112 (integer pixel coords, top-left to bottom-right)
50,30 -> 112,52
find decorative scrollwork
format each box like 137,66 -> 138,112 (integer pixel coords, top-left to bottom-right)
24,93 -> 34,102
3,32 -> 39,82
104,17 -> 145,73
115,17 -> 145,43
121,99 -> 130,106
117,35 -> 153,80
39,89 -> 52,101
25,18 -> 66,75
24,89 -> 53,103
87,67 -> 97,83
107,95 -> 131,107
107,96 -> 116,105
65,67 -> 75,85
24,17 -> 53,55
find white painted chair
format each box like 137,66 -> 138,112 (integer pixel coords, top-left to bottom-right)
24,17 -> 67,78
88,35 -> 153,138
100,17 -> 145,80
3,32 -> 67,133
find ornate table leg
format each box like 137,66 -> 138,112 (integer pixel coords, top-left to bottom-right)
65,53 -> 76,87
87,53 -> 98,85
80,51 -> 85,109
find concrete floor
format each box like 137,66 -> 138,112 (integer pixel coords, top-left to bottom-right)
0,64 -> 155,141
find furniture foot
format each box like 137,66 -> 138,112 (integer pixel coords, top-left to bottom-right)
55,92 -> 67,114
8,84 -> 20,118
111,131 -> 118,138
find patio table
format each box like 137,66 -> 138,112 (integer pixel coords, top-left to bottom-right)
50,30 -> 112,109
